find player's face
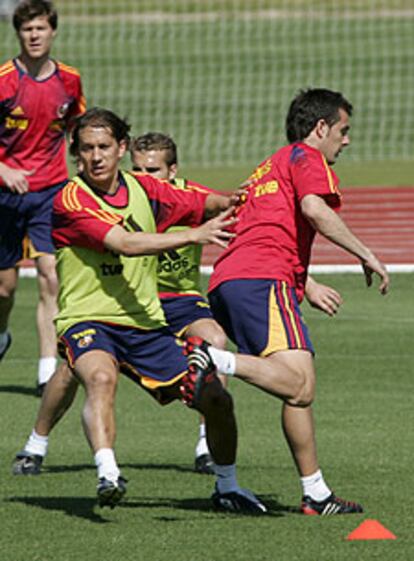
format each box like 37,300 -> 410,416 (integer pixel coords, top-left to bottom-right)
18,16 -> 56,60
77,126 -> 127,192
131,149 -> 176,181
319,108 -> 351,164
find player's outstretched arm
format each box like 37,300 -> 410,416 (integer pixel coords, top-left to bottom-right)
0,162 -> 34,194
104,208 -> 237,256
301,194 -> 389,294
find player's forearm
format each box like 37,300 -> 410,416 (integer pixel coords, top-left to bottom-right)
301,194 -> 373,262
104,225 -> 195,257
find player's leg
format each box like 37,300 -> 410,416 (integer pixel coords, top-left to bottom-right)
178,342 -> 266,514
27,185 -> 63,393
0,267 -> 17,360
74,349 -> 126,508
203,279 -> 363,514
35,253 -> 58,392
13,361 -> 79,475
185,317 -> 228,475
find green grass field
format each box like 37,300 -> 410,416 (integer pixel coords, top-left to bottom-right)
1,273 -> 413,561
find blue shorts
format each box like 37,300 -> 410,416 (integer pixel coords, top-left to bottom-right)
160,295 -> 213,337
209,279 -> 314,356
58,321 -> 188,405
0,182 -> 65,268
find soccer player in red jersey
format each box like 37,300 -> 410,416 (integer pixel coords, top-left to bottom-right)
0,0 -> 85,393
130,132 -> 229,475
186,88 -> 390,515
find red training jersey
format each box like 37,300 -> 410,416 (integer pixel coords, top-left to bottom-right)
208,143 -> 341,300
52,171 -> 208,251
0,58 -> 86,192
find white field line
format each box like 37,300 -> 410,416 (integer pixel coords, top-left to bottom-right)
199,264 -> 414,276
19,263 -> 414,278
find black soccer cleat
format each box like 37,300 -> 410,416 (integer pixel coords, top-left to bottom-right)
12,451 -> 43,475
212,486 -> 267,515
0,332 -> 12,362
301,493 -> 363,515
194,453 -> 215,475
97,475 -> 127,509
181,336 -> 218,408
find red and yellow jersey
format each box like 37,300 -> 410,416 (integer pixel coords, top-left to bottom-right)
209,143 -> 341,300
0,58 -> 85,192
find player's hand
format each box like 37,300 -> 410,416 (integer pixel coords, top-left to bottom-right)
228,186 -> 248,207
0,165 -> 34,194
305,276 -> 343,316
361,254 -> 389,295
191,207 -> 237,248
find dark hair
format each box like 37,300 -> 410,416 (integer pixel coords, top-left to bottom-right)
130,131 -> 178,166
286,88 -> 353,143
13,0 -> 58,31
70,107 -> 131,156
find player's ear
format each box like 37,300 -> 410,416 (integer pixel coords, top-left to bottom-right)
118,139 -> 128,159
315,119 -> 329,139
168,163 -> 178,180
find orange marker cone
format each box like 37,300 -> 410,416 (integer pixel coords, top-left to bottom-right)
346,519 -> 396,541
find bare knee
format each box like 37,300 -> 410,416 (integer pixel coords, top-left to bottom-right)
84,369 -> 117,402
287,371 -> 315,407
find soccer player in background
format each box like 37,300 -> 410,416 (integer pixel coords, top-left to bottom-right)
130,132 -> 229,475
13,107 -> 266,513
0,0 -> 85,393
186,88 -> 390,515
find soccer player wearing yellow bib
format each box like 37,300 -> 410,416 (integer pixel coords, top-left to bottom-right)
130,132 -> 228,476
13,108 -> 266,513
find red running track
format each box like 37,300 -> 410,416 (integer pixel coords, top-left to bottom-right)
201,186 -> 414,267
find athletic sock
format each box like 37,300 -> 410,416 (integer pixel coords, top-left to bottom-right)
195,423 -> 210,457
208,346 -> 236,375
37,357 -> 57,386
301,469 -> 331,501
94,448 -> 120,482
214,463 -> 240,494
24,429 -> 49,457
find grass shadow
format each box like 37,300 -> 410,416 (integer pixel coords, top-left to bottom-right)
0,384 -> 38,397
124,493 -> 290,517
6,496 -> 110,523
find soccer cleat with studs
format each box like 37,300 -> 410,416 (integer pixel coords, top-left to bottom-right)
212,485 -> 268,515
181,336 -> 218,408
97,475 -> 127,509
301,493 -> 363,515
12,451 -> 43,475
